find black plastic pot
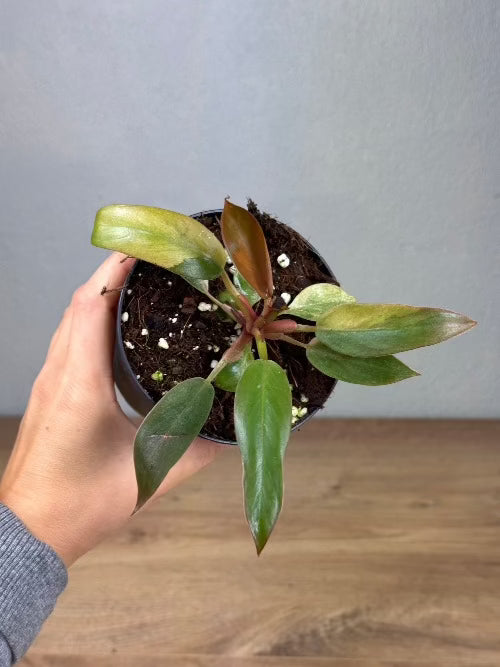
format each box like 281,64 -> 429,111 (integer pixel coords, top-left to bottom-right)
114,209 -> 339,444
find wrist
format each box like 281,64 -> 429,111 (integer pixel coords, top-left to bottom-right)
0,488 -> 82,567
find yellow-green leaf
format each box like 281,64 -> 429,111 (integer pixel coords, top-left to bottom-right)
134,378 -> 214,510
286,283 -> 356,320
235,360 -> 292,554
307,339 -> 420,385
317,303 -> 476,357
92,205 -> 227,281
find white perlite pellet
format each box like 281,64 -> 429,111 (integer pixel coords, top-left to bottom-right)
198,302 -> 212,312
141,328 -> 148,336
277,253 -> 290,268
210,359 -> 218,369
213,345 -> 220,352
127,289 -> 132,295
171,317 -> 178,323
193,345 -> 199,350
158,338 -> 169,349
124,341 -> 135,349
167,280 -> 172,286
292,405 -> 308,421
300,394 -> 309,403
121,312 -> 129,323
281,292 -> 291,304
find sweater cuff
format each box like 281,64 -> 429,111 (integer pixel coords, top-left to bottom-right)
0,503 -> 68,662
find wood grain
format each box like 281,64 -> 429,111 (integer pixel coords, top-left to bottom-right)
1,418 -> 499,666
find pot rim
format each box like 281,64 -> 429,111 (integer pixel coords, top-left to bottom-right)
114,208 -> 338,445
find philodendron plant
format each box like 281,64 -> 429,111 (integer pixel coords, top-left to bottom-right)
92,199 -> 476,553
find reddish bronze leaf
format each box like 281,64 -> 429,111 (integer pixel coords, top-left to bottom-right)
220,199 -> 274,299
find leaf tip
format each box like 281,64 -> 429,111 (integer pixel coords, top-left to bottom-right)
253,534 -> 268,556
132,502 -> 142,516
251,522 -> 274,556
448,314 -> 477,340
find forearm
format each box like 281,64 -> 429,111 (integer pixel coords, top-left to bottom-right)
0,504 -> 67,665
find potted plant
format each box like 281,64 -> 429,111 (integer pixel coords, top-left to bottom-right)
91,198 -> 476,553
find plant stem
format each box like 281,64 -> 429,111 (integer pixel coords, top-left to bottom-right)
293,324 -> 317,333
264,309 -> 281,323
264,333 -> 310,349
261,298 -> 274,321
222,270 -> 245,308
253,297 -> 275,330
206,358 -> 229,383
203,290 -> 239,323
221,270 -> 256,330
262,319 -> 298,335
255,333 -> 268,360
205,332 -> 252,383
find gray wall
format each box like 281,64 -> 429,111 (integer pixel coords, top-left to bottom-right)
1,0 -> 499,417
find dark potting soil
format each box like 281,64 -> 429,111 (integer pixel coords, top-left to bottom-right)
119,201 -> 338,442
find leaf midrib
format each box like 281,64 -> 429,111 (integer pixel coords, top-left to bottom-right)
146,379 -> 211,438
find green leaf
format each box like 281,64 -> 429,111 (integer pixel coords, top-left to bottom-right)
212,289 -> 238,321
233,270 -> 261,306
317,303 -> 476,357
134,378 -> 214,510
286,283 -> 356,320
214,345 -> 254,392
92,205 -> 227,281
221,199 -> 274,299
183,276 -> 209,295
307,340 -> 419,385
216,289 -> 238,309
235,360 -> 292,554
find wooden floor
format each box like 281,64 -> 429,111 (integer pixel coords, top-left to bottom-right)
1,418 -> 500,667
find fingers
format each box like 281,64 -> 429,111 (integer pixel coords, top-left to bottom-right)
84,252 -> 136,307
67,253 -> 136,380
30,253 -> 134,407
45,306 -> 73,371
28,305 -> 74,412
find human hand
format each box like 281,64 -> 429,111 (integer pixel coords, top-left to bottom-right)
0,253 -> 222,566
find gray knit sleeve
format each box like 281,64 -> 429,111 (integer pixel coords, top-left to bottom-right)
0,504 -> 68,665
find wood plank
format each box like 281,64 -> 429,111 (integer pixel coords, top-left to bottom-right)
19,654 -> 480,667
1,418 -> 499,665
